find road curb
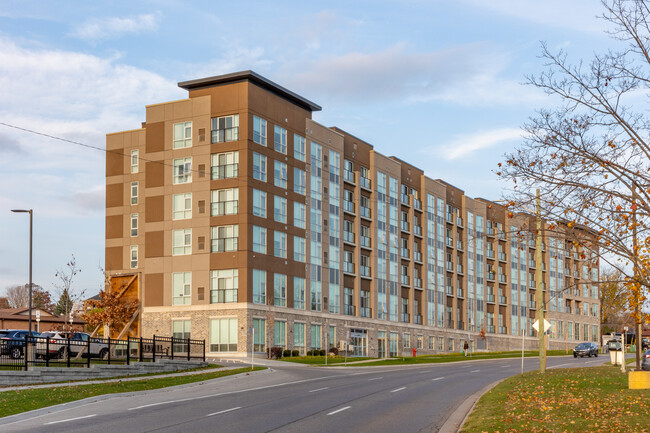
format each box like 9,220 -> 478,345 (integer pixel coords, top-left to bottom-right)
438,378 -> 504,433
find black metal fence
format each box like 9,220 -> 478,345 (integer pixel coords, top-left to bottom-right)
0,335 -> 205,371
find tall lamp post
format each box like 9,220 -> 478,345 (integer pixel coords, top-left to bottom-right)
12,209 -> 33,334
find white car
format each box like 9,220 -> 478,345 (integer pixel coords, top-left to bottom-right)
36,331 -> 109,359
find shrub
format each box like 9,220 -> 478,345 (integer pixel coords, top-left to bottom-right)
283,349 -> 291,358
292,350 -> 299,357
269,346 -> 283,359
319,349 -> 326,356
306,350 -> 312,356
329,347 -> 339,356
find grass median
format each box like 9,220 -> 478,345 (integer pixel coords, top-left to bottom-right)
0,366 -> 266,418
461,366 -> 649,433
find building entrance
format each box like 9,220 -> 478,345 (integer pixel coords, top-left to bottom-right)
350,328 -> 368,356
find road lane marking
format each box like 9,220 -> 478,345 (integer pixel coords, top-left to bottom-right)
501,365 -> 509,368
431,377 -> 445,381
206,407 -> 241,417
44,415 -> 96,425
391,387 -> 406,393
548,363 -> 571,369
419,370 -> 432,374
309,387 -> 329,393
328,406 -> 351,415
368,377 -> 383,381
470,370 -> 480,373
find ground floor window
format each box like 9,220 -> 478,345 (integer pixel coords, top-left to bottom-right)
448,338 -> 454,352
438,337 -> 444,351
172,320 -> 191,353
389,332 -> 398,357
429,336 -> 435,350
252,318 -> 265,352
403,333 -> 411,348
274,321 -> 286,348
210,318 -> 237,352
417,335 -> 423,349
310,324 -> 322,349
329,325 -> 335,349
294,322 -> 305,354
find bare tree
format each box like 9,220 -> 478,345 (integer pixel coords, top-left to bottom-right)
5,285 -> 30,308
53,255 -> 85,319
500,0 -> 650,369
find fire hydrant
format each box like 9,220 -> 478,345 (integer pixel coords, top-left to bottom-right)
413,348 -> 416,357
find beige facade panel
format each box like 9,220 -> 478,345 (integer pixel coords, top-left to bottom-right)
106,215 -> 123,239
106,184 -> 123,208
144,273 -> 164,307
145,231 -> 164,258
105,246 -> 123,273
145,122 -> 165,153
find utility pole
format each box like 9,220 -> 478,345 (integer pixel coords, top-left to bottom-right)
632,184 -> 642,371
535,189 -> 546,373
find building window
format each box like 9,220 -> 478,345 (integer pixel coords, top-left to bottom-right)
310,324 -> 322,349
130,245 -> 138,269
252,318 -> 266,352
211,114 -> 239,143
294,322 -> 305,354
130,214 -> 138,237
274,125 -> 287,154
429,336 -> 435,350
274,321 -> 286,348
417,335 -> 423,349
252,269 -> 266,304
209,318 -> 237,352
211,188 -> 239,216
294,168 -> 306,195
274,273 -> 287,307
274,160 -> 288,188
211,151 -> 239,179
173,193 -> 192,220
253,189 -> 267,218
131,150 -> 139,173
131,181 -> 138,204
253,116 -> 267,146
172,272 -> 191,305
252,226 -> 267,254
172,229 -> 192,255
294,134 -> 306,161
274,231 -> 287,258
274,195 -> 287,223
294,236 -> 306,262
172,319 -> 191,342
173,157 -> 192,184
294,277 -> 305,309
448,338 -> 454,351
210,269 -> 238,303
294,202 -> 306,229
403,333 -> 411,348
173,121 -> 192,149
253,152 -> 267,182
211,225 -> 238,252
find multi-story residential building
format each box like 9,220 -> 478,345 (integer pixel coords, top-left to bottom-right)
105,70 -> 600,357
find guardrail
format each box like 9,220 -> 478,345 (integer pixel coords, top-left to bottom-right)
0,335 -> 205,371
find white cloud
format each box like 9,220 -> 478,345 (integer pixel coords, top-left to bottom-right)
70,13 -> 160,40
436,128 -> 522,160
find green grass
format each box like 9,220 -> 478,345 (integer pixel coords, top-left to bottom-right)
330,350 -> 570,366
0,366 -> 266,418
279,355 -> 374,365
461,366 -> 650,433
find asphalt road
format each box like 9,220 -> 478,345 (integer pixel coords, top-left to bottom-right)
0,355 -> 604,433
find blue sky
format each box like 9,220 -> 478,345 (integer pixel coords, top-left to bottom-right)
0,0 -> 610,298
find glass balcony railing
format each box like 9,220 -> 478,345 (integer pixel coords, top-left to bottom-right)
360,176 -> 371,190
344,262 -> 355,275
343,170 -> 355,184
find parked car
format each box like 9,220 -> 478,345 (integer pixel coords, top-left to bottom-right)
642,348 -> 650,371
573,342 -> 599,358
0,329 -> 41,359
642,338 -> 649,351
36,331 -> 109,359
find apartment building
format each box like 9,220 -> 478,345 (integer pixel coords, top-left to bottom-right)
105,70 -> 600,357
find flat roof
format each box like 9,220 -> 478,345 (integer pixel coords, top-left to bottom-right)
178,70 -> 322,113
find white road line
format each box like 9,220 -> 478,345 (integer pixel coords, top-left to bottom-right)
328,406 -> 351,415
548,363 -> 571,369
390,387 -> 406,393
206,407 -> 241,417
501,365 -> 510,368
470,370 -> 480,373
431,377 -> 445,381
44,414 -> 97,425
419,370 -> 432,374
368,377 -> 383,381
309,387 -> 329,393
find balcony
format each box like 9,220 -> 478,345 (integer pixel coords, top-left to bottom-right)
447,319 -> 454,328
360,307 -> 372,318
360,206 -> 371,220
446,285 -> 453,295
457,264 -> 463,274
487,272 -> 495,281
414,314 -> 423,325
456,217 -> 463,227
498,231 -> 506,240
488,325 -> 495,333
529,239 -> 536,248
343,231 -> 355,245
414,277 -> 423,289
529,301 -> 536,309
566,306 -> 572,313
457,288 -> 464,298
457,321 -> 464,330
456,240 -> 463,251
487,250 -> 495,259
446,237 -> 454,247
343,170 -> 356,185
487,227 -> 495,237
498,274 -> 507,283
498,252 -> 507,262
212,237 -> 238,252
401,313 -> 410,323
360,265 -> 371,279
413,251 -> 423,263
360,176 -> 371,191
344,305 -> 356,316
343,200 -> 355,215
447,213 -> 454,223
401,221 -> 410,232
343,262 -> 355,275
401,194 -> 410,206
211,127 -> 239,143
211,163 -> 239,180
360,236 -> 371,249
446,262 -> 453,271
211,200 -> 239,216
498,295 -> 507,305
413,199 -> 422,211
414,225 -> 423,237
401,275 -> 410,286
487,294 -> 495,303
498,326 -> 507,334
401,248 -> 410,259
529,280 -> 536,288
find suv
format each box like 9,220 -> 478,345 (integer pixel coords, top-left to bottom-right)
0,329 -> 41,359
573,342 -> 599,358
37,331 -> 109,359
643,348 -> 650,371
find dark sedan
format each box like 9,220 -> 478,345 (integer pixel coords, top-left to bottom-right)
573,342 -> 599,358
643,348 -> 650,371
0,329 -> 41,359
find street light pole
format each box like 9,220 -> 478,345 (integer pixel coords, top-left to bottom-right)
12,209 -> 33,334
535,190 -> 546,373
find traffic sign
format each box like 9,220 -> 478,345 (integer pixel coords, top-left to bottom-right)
533,319 -> 551,333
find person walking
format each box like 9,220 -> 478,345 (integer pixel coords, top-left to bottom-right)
463,341 -> 469,356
